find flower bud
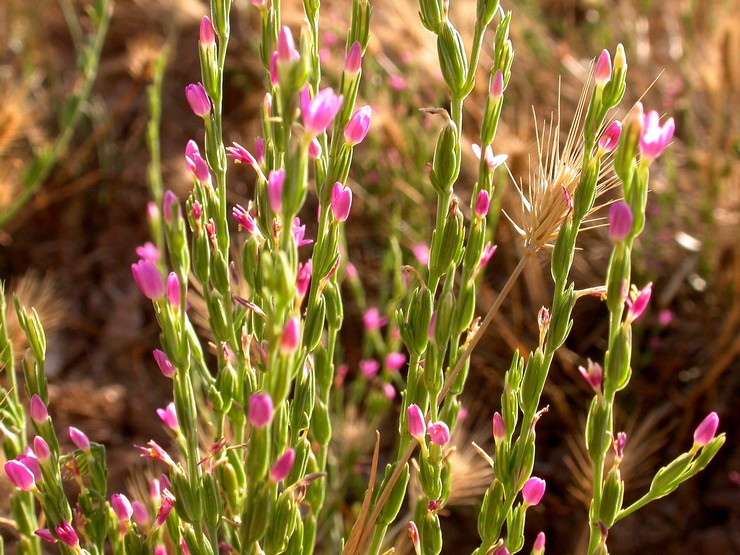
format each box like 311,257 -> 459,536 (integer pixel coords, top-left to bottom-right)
345,41 -> 362,75
533,532 -> 546,554
639,110 -> 675,162
626,282 -> 652,324
490,69 -> 504,98
69,427 -> 90,451
185,82 -> 211,118
34,529 -> 57,544
136,242 -> 160,264
331,182 -> 353,222
199,16 -> 216,48
693,412 -> 719,447
599,121 -> 622,153
268,169 -> 285,213
492,412 -> 506,443
407,404 -> 426,440
55,520 -> 79,547
301,86 -> 343,136
522,477 -> 546,506
33,436 -> 50,461
594,49 -> 612,87
277,25 -> 300,63
270,448 -> 295,482
344,106 -> 372,145
152,349 -> 176,378
280,316 -> 300,354
166,272 -> 181,306
608,201 -> 633,241
248,392 -> 274,428
111,493 -> 134,522
30,394 -> 49,423
308,137 -> 322,159
359,359 -> 380,379
156,403 -> 178,431
131,259 -> 165,300
475,190 -> 491,218
385,352 -> 406,372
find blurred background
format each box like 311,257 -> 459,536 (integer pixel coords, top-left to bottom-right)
0,0 -> 737,552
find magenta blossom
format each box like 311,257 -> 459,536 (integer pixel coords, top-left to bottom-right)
475,190 -> 491,218
152,349 -> 176,378
280,316 -> 300,354
522,477 -> 546,506
345,42 -> 362,75
268,169 -> 285,213
594,49 -> 612,86
301,87 -> 343,135
135,242 -> 160,264
68,427 -> 90,451
199,16 -> 215,48
111,493 -> 134,522
4,460 -> 36,491
248,392 -> 274,428
363,307 -> 388,330
407,404 -> 426,440
29,394 -> 48,423
156,403 -> 178,431
55,520 -> 79,548
599,121 -> 622,153
428,421 -> 450,445
625,282 -> 652,324
492,412 -> 506,443
277,26 -> 300,64
608,201 -> 633,241
385,352 -> 407,371
359,359 -> 380,379
639,110 -> 675,162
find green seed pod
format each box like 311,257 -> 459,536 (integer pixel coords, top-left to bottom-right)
649,453 -> 693,498
437,20 -> 469,96
688,435 -> 726,476
599,467 -> 624,527
419,449 -> 442,500
604,327 -> 631,399
421,511 -> 443,555
604,44 -> 627,109
171,472 -> 200,524
478,480 -> 505,544
434,291 -> 455,348
546,285 -> 575,352
202,473 -> 223,530
430,116 -> 460,195
408,286 -> 433,356
507,504 -> 526,553
216,459 -> 240,512
586,397 -> 611,462
264,490 -> 298,553
377,463 -> 410,526
519,350 -> 546,416
452,283 -> 476,337
430,200 -> 464,278
348,0 -> 372,50
478,0 -> 501,26
312,401 -> 332,446
291,366 -> 316,434
246,427 -> 271,482
418,0 -> 443,34
239,483 -> 274,546
313,345 -> 332,396
324,281 -> 344,329
303,295 -> 326,352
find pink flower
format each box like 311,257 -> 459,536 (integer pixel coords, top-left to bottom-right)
625,282 -> 652,324
131,259 -> 165,300
345,41 -> 362,75
162,190 -> 180,224
152,349 -> 176,378
407,404 -> 426,440
131,501 -> 150,525
249,392 -> 274,428
359,359 -> 380,379
578,359 -> 603,391
608,201 -> 633,241
478,243 -> 497,269
382,383 -> 396,399
331,182 -> 353,222
522,477 -> 546,506
492,412 -> 506,443
232,204 -> 261,237
55,520 -> 79,547
594,49 -> 611,86
111,493 -> 134,522
185,83 -> 211,118
69,427 -> 90,451
693,412 -> 719,447
29,394 -> 48,423
4,460 -> 36,491
280,316 -> 300,354
292,217 -> 313,247
475,190 -> 491,218
270,448 -> 295,482
490,69 -> 504,98
268,169 -> 285,213
639,110 -> 675,162
428,421 -> 450,445
153,489 -> 176,528
185,140 -> 211,184
156,402 -> 178,431
269,51 -> 279,87
344,106 -> 372,145
34,529 -> 57,544
301,87 -> 343,135
225,142 -> 258,168
363,307 -> 388,330
199,16 -> 215,47
389,75 -> 407,91
408,521 -> 420,551
472,143 -> 508,171
136,440 -> 178,471
385,352 -> 406,372
135,242 -> 160,264
599,121 -> 622,153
